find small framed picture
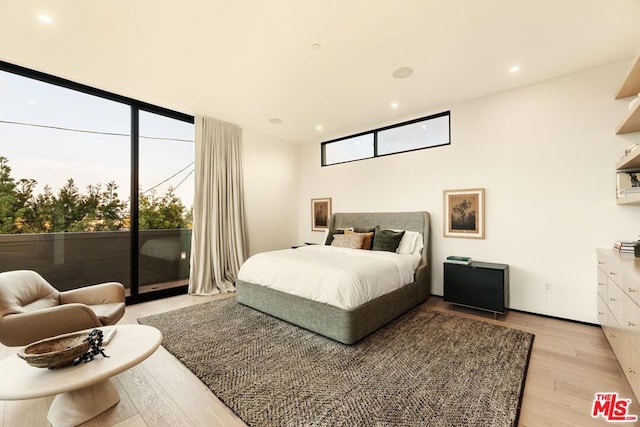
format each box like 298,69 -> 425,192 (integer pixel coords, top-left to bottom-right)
443,188 -> 485,239
311,198 -> 331,231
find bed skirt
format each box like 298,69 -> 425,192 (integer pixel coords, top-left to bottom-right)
235,276 -> 429,345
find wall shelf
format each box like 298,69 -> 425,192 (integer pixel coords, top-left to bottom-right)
616,102 -> 640,134
614,48 -> 640,205
615,51 -> 640,99
616,147 -> 640,170
617,193 -> 640,205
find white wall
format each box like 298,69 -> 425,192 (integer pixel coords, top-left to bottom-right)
296,60 -> 640,323
243,129 -> 299,256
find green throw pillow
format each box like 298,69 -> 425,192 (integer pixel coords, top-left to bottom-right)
372,226 -> 405,252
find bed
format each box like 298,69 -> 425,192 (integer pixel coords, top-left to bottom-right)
236,211 -> 431,344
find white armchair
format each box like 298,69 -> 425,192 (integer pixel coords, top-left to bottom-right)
0,270 -> 125,347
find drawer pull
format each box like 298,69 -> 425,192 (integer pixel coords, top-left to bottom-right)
629,288 -> 638,293
629,368 -> 637,375
598,282 -> 605,286
598,261 -> 605,265
610,334 -> 616,338
628,321 -> 636,327
610,272 -> 617,276
598,312 -> 605,315
610,298 -> 617,302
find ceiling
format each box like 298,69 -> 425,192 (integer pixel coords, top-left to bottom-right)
2,1 -> 640,144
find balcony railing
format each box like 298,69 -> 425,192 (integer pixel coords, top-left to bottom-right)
0,229 -> 191,293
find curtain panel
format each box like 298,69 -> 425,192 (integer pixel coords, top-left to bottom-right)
189,116 -> 247,295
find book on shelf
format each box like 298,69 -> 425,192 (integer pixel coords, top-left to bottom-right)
614,241 -> 638,252
446,255 -> 472,264
617,187 -> 640,197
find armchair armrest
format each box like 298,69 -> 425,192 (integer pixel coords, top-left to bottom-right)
59,282 -> 125,305
0,303 -> 102,347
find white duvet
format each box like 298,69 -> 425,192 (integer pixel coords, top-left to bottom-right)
237,245 -> 421,310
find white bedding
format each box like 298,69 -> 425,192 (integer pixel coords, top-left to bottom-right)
237,245 -> 421,310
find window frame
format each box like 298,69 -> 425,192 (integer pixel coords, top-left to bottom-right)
321,111 -> 450,167
0,60 -> 194,304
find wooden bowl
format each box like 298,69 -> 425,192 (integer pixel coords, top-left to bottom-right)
17,331 -> 90,369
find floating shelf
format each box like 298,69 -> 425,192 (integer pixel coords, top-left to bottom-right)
616,148 -> 640,170
616,101 -> 640,134
615,52 -> 640,99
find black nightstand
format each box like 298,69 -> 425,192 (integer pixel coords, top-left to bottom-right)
443,261 -> 509,319
291,242 -> 319,249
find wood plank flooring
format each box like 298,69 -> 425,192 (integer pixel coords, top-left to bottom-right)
1,295 -> 638,426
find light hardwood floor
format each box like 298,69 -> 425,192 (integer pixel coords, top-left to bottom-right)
1,294 -> 638,427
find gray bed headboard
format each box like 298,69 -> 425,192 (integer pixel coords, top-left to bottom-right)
328,211 -> 431,292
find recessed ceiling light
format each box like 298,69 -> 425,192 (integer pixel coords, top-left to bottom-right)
269,118 -> 283,124
390,102 -> 399,109
392,67 -> 414,79
27,100 -> 36,105
509,66 -> 520,73
37,13 -> 54,24
311,43 -> 322,50
315,125 -> 323,131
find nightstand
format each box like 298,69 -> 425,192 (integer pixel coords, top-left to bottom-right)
443,261 -> 509,319
291,242 -> 319,249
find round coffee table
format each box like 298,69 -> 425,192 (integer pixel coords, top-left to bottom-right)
0,324 -> 162,427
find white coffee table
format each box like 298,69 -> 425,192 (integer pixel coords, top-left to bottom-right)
0,324 -> 162,427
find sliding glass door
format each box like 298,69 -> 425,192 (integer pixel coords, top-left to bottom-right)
0,62 -> 194,301
0,69 -> 132,292
138,111 -> 194,294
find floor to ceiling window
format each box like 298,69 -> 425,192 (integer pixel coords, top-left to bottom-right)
0,62 -> 194,302
138,111 -> 194,294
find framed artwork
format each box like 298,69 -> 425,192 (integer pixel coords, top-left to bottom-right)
311,198 -> 332,231
443,188 -> 485,239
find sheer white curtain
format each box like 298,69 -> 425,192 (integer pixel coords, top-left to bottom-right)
189,116 -> 247,295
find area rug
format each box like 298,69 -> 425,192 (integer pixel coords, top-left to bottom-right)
138,298 -> 534,426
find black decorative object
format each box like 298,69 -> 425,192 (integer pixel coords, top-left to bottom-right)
73,329 -> 109,365
635,240 -> 640,258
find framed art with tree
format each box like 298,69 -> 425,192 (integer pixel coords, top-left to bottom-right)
311,198 -> 331,231
443,188 -> 485,239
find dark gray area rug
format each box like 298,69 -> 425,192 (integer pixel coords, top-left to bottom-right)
138,298 -> 534,426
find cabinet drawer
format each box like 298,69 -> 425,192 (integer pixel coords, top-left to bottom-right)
624,271 -> 640,307
597,268 -> 608,300
618,335 -> 640,401
608,280 -> 625,325
597,294 -> 608,326
624,295 -> 640,355
444,283 -> 505,313
443,264 -> 505,292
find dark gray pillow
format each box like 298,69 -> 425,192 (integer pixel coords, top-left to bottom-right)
372,226 -> 405,252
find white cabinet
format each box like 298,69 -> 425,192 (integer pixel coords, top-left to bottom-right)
597,248 -> 640,400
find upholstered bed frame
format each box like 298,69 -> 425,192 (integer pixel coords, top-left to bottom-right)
236,212 -> 431,345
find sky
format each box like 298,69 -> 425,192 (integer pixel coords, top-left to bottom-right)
0,69 -> 194,210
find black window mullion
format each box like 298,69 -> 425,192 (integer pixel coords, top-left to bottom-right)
130,106 -> 140,297
373,132 -> 378,157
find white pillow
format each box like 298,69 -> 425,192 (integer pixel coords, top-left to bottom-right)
395,230 -> 422,255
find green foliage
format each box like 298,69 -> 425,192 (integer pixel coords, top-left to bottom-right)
139,188 -> 188,230
0,157 -> 190,234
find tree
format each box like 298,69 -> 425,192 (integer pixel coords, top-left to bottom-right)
452,198 -> 475,229
0,157 -> 18,234
0,157 -> 190,234
138,187 -> 188,230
